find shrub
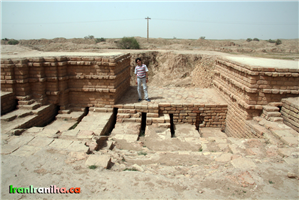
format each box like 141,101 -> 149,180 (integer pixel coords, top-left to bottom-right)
95,37 -> 106,43
84,35 -> 94,39
268,39 -> 276,43
2,38 -> 9,41
246,38 -> 252,42
137,151 -> 147,156
124,168 -> 137,171
253,38 -> 259,41
200,36 -> 205,40
117,37 -> 140,49
89,165 -> 97,169
8,39 -> 19,45
275,39 -> 282,45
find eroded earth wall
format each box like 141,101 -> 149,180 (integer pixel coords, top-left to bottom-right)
213,58 -> 299,138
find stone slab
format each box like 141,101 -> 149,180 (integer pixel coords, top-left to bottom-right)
36,129 -> 60,138
122,134 -> 139,143
208,137 -> 227,144
68,141 -> 89,152
215,153 -> 232,162
25,127 -> 44,133
112,134 -> 124,140
8,136 -> 34,147
43,119 -> 77,132
27,137 -> 54,147
281,137 -> 298,147
201,128 -> 227,138
49,139 -> 73,149
85,154 -> 112,169
1,145 -> 20,155
271,130 -> 295,139
231,157 -> 256,169
11,145 -> 41,157
278,148 -> 297,157
60,129 -> 79,137
77,130 -> 95,139
65,152 -> 88,164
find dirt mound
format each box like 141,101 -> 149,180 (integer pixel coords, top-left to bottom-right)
191,55 -> 217,88
129,52 -> 208,88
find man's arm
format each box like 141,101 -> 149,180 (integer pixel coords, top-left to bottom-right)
145,65 -> 149,83
146,72 -> 148,83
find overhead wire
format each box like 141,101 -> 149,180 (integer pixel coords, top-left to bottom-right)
3,18 -> 297,25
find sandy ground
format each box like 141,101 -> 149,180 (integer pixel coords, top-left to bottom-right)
1,117 -> 298,199
2,45 -> 298,69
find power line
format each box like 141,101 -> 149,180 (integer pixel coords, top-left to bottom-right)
153,18 -> 298,25
3,19 -> 142,25
3,18 -> 297,26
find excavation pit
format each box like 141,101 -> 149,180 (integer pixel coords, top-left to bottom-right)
1,50 -> 299,199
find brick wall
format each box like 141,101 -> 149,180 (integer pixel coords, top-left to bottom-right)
113,102 -> 227,129
214,58 -> 299,137
1,92 -> 16,115
281,97 -> 299,132
1,53 -> 131,110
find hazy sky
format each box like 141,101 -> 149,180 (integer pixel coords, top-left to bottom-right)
1,0 -> 298,40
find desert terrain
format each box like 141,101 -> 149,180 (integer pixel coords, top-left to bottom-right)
1,37 -> 299,199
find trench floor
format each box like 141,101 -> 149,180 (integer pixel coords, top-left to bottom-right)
116,86 -> 227,106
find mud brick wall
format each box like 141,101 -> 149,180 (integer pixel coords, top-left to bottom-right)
66,54 -> 130,108
1,92 -> 16,115
214,58 -> 299,138
1,53 -> 131,110
281,97 -> 299,132
113,102 -> 227,128
114,103 -> 160,123
159,103 -> 227,128
1,60 -> 15,93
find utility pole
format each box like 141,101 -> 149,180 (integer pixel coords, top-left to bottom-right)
145,17 -> 151,42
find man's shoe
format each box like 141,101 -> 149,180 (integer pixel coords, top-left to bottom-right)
138,98 -> 142,102
146,99 -> 151,102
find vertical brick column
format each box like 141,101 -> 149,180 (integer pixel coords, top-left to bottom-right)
44,57 -> 59,105
13,59 -> 31,98
1,59 -> 15,93
28,57 -> 47,104
57,56 -> 69,109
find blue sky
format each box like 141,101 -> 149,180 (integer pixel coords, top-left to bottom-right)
1,0 -> 298,40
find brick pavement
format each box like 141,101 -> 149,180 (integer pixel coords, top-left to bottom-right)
116,86 -> 227,105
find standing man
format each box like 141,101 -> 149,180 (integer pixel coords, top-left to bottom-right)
135,58 -> 151,102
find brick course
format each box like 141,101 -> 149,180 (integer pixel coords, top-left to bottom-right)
1,92 -> 16,115
281,97 -> 299,132
1,54 -> 131,110
214,58 -> 299,137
